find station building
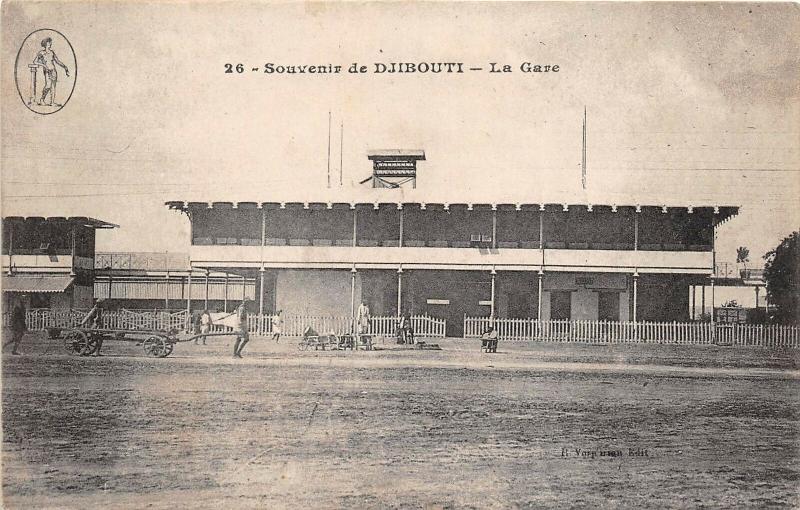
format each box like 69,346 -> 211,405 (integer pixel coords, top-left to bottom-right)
2,216 -> 117,311
167,188 -> 739,337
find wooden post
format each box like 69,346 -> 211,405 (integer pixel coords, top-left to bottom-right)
165,271 -> 170,311
634,211 -> 639,251
242,275 -> 246,302
755,286 -> 760,310
691,284 -> 696,320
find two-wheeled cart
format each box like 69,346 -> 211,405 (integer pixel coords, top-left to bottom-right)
61,328 -> 237,358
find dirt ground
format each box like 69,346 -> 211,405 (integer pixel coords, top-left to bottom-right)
3,333 -> 799,509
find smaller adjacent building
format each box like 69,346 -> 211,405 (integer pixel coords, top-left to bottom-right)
2,216 -> 117,311
94,252 -> 255,311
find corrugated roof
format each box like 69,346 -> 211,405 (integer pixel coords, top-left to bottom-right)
2,216 -> 118,229
2,275 -> 75,293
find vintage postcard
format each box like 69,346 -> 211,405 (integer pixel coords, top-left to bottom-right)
1,2 -> 798,508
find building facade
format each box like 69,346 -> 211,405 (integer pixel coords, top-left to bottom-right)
167,199 -> 739,337
2,216 -> 117,311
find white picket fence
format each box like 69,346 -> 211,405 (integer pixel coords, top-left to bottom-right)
2,309 -> 447,339
464,316 -> 800,348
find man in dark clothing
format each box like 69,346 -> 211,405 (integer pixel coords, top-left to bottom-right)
4,301 -> 27,355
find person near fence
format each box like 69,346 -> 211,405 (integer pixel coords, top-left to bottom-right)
356,302 -> 370,335
232,301 -> 250,358
197,309 -> 211,345
4,301 -> 27,355
80,299 -> 106,356
480,326 -> 499,353
271,310 -> 283,343
397,312 -> 415,344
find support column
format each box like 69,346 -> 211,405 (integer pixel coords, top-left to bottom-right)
165,271 -> 170,310
490,269 -> 496,319
632,272 -> 639,323
108,274 -> 113,301
537,270 -> 544,320
754,286 -> 760,310
204,270 -> 210,309
224,274 -> 229,312
187,272 -> 192,315
398,206 -> 404,247
710,276 -> 716,324
70,227 -> 76,276
350,267 -> 357,335
691,284 -> 696,320
538,209 -> 544,250
241,275 -> 246,302
259,268 -> 265,314
352,206 -> 358,247
634,211 -> 639,251
701,284 -> 706,316
491,206 -> 497,249
28,64 -> 37,105
397,267 -> 403,316
6,223 -> 13,275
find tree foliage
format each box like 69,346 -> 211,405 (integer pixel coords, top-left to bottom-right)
763,231 -> 799,324
736,246 -> 750,266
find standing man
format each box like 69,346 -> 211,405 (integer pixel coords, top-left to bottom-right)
4,299 -> 27,355
232,301 -> 250,358
356,302 -> 371,335
33,37 -> 70,106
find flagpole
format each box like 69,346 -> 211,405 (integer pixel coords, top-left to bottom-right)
327,111 -> 331,188
581,106 -> 587,190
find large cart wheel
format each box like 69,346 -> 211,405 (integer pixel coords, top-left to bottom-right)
64,330 -> 85,355
63,330 -> 96,356
164,342 -> 175,357
143,336 -> 169,358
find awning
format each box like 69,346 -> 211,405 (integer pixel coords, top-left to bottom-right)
2,275 -> 75,293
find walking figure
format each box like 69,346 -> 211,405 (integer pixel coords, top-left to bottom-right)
232,301 -> 250,358
198,309 -> 211,345
33,37 -> 70,106
3,300 -> 27,355
271,310 -> 283,342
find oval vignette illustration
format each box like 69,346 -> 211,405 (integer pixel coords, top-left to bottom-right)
14,29 -> 77,115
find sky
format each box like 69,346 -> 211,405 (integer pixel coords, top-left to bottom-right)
2,2 -> 798,267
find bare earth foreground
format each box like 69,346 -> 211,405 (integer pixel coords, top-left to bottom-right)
3,334 -> 799,509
